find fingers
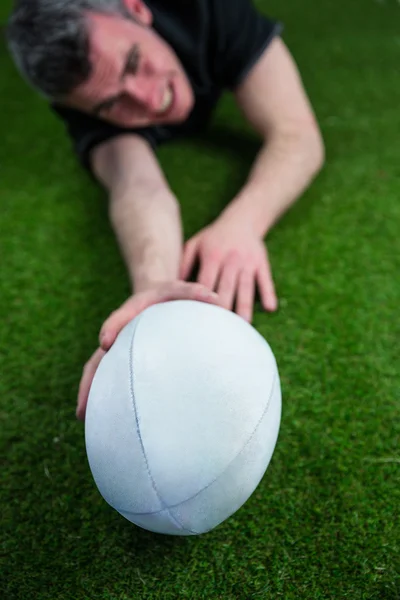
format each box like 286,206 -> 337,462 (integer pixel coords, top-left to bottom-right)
99,290 -> 165,349
99,296 -> 139,350
154,281 -> 221,308
180,237 -> 199,280
197,252 -> 221,292
236,269 -> 256,323
100,281 -> 222,351
176,281 -> 220,304
217,260 -> 256,323
77,347 -> 106,421
210,250 -> 276,321
217,255 -> 240,312
257,256 -> 278,312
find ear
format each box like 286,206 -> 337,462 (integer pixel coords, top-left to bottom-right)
123,0 -> 153,26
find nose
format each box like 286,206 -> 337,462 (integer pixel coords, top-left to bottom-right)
124,74 -> 163,113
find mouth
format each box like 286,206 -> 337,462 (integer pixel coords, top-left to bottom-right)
155,83 -> 174,116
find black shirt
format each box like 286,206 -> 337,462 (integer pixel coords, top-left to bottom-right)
51,0 -> 282,174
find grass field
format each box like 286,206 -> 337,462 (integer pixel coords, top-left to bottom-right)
1,0 -> 399,598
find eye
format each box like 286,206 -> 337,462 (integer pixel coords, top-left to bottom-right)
98,98 -> 118,115
126,46 -> 140,75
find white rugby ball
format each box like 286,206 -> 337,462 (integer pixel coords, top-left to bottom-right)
85,300 -> 281,535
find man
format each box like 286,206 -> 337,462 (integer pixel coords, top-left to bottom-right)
6,0 -> 324,420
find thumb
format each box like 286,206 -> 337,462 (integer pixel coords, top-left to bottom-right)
99,297 -> 141,350
99,288 -> 170,350
77,348 -> 106,421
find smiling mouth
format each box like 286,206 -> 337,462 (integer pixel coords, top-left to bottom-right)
156,83 -> 174,115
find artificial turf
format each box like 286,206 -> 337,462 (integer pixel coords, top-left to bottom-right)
1,0 -> 399,598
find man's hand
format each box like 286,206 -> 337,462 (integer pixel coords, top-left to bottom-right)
77,347 -> 107,422
76,281 -> 221,421
180,217 -> 278,324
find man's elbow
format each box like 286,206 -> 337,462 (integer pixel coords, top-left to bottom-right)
302,122 -> 325,178
269,119 -> 325,179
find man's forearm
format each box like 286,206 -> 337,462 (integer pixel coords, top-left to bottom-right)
220,129 -> 324,237
109,187 -> 183,293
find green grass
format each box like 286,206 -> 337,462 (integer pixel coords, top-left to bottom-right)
1,0 -> 399,598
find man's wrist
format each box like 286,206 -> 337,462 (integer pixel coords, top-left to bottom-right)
219,188 -> 274,238
219,130 -> 324,239
132,258 -> 181,293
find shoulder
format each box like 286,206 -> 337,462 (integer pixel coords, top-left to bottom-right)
209,0 -> 283,89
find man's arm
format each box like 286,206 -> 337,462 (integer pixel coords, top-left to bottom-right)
221,37 -> 325,237
180,37 -> 324,320
91,135 -> 183,292
76,135 -> 222,421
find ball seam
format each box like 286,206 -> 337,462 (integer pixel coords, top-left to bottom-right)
128,310 -> 198,535
119,366 -> 279,518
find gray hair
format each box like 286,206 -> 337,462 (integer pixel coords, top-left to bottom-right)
6,0 -> 131,100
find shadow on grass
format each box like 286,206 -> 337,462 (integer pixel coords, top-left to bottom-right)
185,123 -> 324,234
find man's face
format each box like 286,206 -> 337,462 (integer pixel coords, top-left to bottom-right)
64,0 -> 195,127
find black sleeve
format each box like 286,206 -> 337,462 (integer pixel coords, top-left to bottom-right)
212,0 -> 283,89
50,104 -> 157,176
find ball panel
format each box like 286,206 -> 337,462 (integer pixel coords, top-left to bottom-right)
85,318 -> 163,514
132,300 -> 278,506
169,373 -> 281,534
